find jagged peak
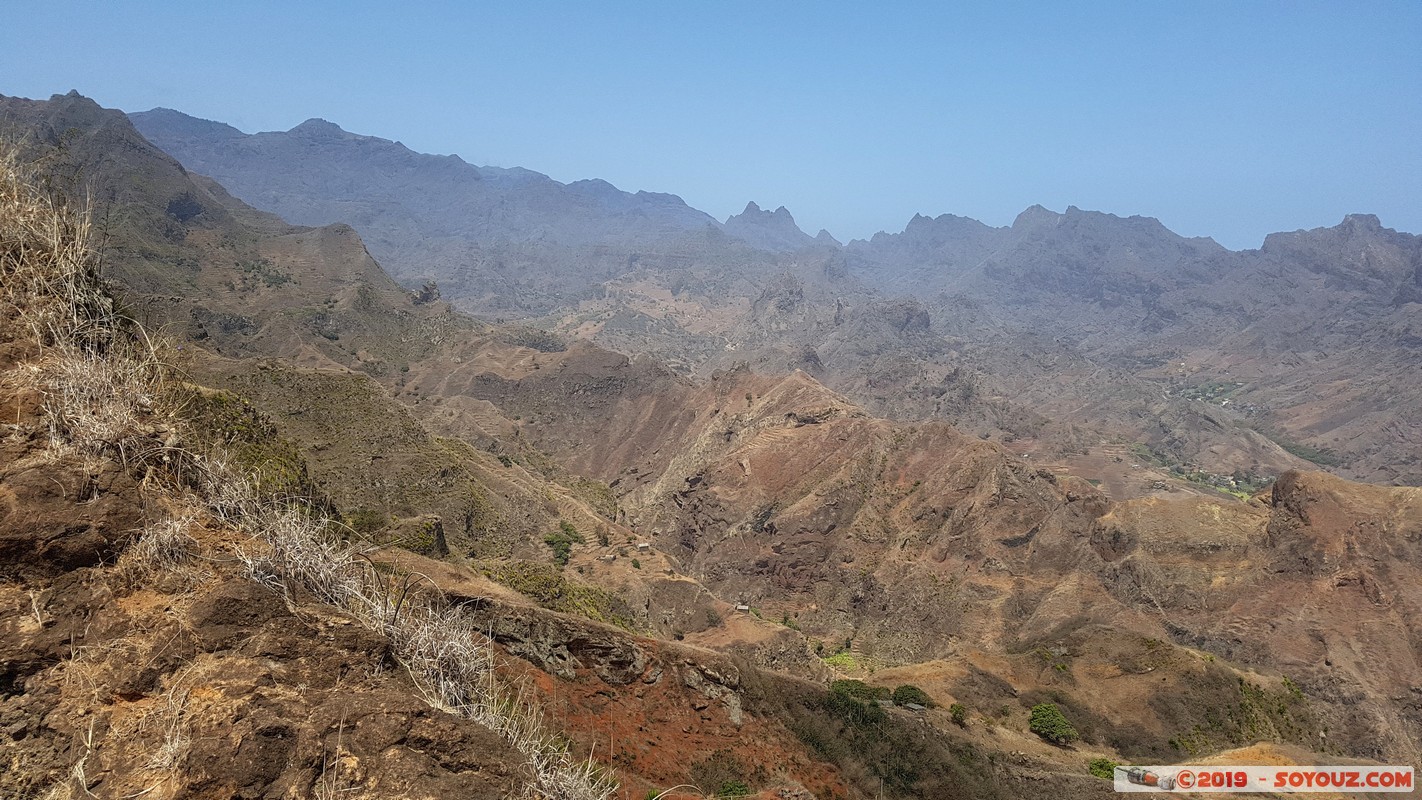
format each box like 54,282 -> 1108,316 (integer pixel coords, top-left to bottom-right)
1012,204 -> 1060,228
1262,213 -> 1404,252
727,200 -> 798,226
1342,213 -> 1383,231
44,90 -> 103,114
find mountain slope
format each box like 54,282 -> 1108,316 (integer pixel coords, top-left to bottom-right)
129,107 -> 730,314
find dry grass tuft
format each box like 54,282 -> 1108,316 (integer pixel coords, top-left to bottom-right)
0,149 -> 167,466
141,684 -> 192,772
117,512 -> 201,587
220,469 -> 615,799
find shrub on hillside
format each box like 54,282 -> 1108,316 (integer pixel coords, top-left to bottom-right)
827,682 -> 888,727
1089,757 -> 1119,780
891,684 -> 932,707
543,520 -> 584,566
1029,702 -> 1079,744
831,679 -> 887,702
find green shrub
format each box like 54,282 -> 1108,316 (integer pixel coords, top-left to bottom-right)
1029,703 -> 1079,744
543,520 -> 585,566
892,684 -> 932,707
949,703 -> 968,726
716,780 -> 750,798
832,680 -> 888,702
1089,757 -> 1119,780
631,558 -> 641,569
826,688 -> 887,727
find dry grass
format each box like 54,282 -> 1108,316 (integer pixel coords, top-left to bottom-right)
3,147 -> 616,800
220,467 -> 615,799
117,512 -> 202,587
141,684 -> 192,772
0,150 -> 167,470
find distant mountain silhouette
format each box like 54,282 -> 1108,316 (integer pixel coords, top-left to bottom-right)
723,200 -> 818,251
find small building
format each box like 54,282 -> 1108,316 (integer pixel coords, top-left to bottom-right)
636,542 -> 651,552
735,604 -> 750,613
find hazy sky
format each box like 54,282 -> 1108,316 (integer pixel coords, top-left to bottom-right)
4,1 -> 1419,248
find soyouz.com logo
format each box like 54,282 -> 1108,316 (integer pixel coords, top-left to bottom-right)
1114,765 -> 1414,793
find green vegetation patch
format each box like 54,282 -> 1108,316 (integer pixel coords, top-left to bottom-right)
1089,757 -> 1119,780
479,560 -> 632,629
1163,675 -> 1318,758
543,519 -> 584,566
346,507 -> 386,535
1029,702 -> 1079,744
892,684 -> 933,707
1176,381 -> 1242,402
832,679 -> 889,702
172,386 -> 312,500
236,257 -> 293,288
1271,436 -> 1344,467
778,683 -> 996,798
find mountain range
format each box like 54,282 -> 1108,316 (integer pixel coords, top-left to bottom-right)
132,108 -> 1422,487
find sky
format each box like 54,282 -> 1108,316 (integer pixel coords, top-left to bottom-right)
3,1 -> 1419,249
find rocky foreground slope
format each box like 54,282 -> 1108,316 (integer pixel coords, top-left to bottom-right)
0,136 -> 1047,799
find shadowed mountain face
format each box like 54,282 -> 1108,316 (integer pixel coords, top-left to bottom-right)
130,108 -> 822,315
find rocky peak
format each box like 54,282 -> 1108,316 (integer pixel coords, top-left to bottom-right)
723,200 -> 817,252
1342,213 -> 1383,232
1012,203 -> 1061,230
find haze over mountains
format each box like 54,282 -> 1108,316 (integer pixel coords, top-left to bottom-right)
132,108 -> 1422,487
3,91 -> 1421,799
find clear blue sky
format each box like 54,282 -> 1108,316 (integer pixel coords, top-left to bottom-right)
4,1 -> 1419,248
